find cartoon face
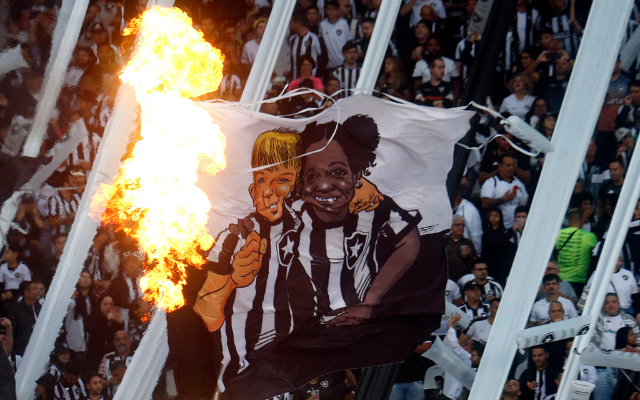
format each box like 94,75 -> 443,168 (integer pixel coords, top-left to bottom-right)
249,166 -> 297,222
302,139 -> 358,222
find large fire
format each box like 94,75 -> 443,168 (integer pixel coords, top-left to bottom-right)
91,7 -> 226,311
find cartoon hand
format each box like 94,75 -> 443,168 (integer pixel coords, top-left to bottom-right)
194,272 -> 234,332
231,231 -> 267,287
326,304 -> 373,327
350,179 -> 384,214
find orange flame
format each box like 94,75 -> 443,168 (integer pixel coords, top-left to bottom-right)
91,6 -> 226,311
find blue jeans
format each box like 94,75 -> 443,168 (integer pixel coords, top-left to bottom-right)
389,381 -> 425,400
593,367 -> 617,400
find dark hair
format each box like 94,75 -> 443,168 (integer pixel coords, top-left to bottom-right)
514,205 -> 528,215
342,41 -> 357,53
110,360 -> 127,372
291,11 -> 308,25
486,207 -> 505,231
569,192 -> 594,209
415,19 -> 430,30
609,159 -> 624,169
298,78 -> 314,89
65,359 -> 81,376
615,326 -> 634,350
426,55 -> 443,69
531,345 -> 549,353
300,114 -> 380,178
629,80 -> 640,90
498,154 -> 515,165
542,274 -> 559,284
5,237 -> 24,254
86,371 -> 103,383
307,4 -> 319,12
472,341 -> 485,357
297,54 -> 316,71
605,292 -> 619,299
325,0 -> 339,9
361,17 -> 375,25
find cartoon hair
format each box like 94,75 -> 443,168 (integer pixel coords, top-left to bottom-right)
251,129 -> 302,175
300,114 -> 380,177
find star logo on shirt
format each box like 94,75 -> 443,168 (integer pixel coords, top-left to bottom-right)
344,231 -> 370,271
277,230 -> 297,267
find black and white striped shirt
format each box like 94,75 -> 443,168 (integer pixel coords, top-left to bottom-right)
69,131 -> 101,168
542,12 -> 580,58
53,379 -> 87,400
98,351 -> 134,380
459,302 -> 489,320
331,64 -> 361,98
47,193 -> 81,235
289,32 -> 323,79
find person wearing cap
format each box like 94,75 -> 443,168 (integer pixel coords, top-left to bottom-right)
459,281 -> 489,321
36,373 -> 57,400
46,342 -> 71,382
462,298 -> 499,345
241,18 -> 267,68
529,274 -> 578,327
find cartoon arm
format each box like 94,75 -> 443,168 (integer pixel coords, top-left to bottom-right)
194,231 -> 267,332
327,228 -> 420,326
349,178 -> 384,214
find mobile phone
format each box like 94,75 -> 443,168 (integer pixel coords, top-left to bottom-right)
512,186 -> 518,194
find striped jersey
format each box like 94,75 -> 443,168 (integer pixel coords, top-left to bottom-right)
542,12 -> 580,58
98,351 -> 134,380
289,31 -> 323,79
46,192 -> 81,235
331,64 -> 361,98
53,379 -> 87,400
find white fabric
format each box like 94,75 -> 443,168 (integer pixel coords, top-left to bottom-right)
404,0 -> 447,26
319,18 -> 352,69
465,318 -> 492,344
241,39 -> 260,66
64,296 -> 91,352
480,176 -> 528,229
599,313 -> 626,350
499,94 -> 536,119
530,297 -> 578,324
584,268 -> 638,309
453,199 -> 483,256
412,57 -> 460,83
0,263 -> 31,291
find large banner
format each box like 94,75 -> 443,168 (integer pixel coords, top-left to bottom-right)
179,95 -> 471,399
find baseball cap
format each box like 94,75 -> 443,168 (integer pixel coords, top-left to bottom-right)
463,281 -> 481,292
36,373 -> 57,390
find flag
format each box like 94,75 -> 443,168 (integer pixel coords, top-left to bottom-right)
175,94 -> 472,399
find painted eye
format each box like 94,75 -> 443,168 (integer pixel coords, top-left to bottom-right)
330,168 -> 347,177
257,178 -> 265,184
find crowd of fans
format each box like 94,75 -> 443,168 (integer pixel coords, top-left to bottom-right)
0,0 -> 639,398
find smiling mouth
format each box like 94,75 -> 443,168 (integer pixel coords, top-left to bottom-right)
268,203 -> 278,213
315,196 -> 338,204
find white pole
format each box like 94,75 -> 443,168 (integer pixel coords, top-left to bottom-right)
467,1 -> 633,399
239,0 -> 297,108
557,135 -> 640,398
21,0 -> 91,157
354,0 -> 402,94
44,0 -> 77,81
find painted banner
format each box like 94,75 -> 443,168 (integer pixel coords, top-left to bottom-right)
174,94 -> 472,399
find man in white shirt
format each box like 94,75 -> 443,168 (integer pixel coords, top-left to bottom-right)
319,1 -> 352,70
442,314 -> 483,400
530,274 -> 578,326
241,18 -> 267,68
453,187 -> 483,255
412,37 -> 460,86
400,0 -> 447,27
578,255 -> 638,314
481,155 -> 529,228
463,298 -> 499,344
0,241 -> 31,303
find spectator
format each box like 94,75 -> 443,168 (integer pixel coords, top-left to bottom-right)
1,239 -> 32,305
525,97 -> 547,128
579,255 -> 637,315
505,0 -> 541,74
53,359 -> 86,400
540,0 -> 580,59
35,373 -> 57,400
218,58 -> 243,101
535,261 -> 577,306
480,155 -> 529,229
502,379 -> 522,400
452,186 -> 483,256
459,281 -> 489,320
241,18 -> 266,68
99,330 -> 134,384
598,160 -> 625,210
578,139 -> 607,201
519,346 -> 559,400
616,80 -> 640,131
457,260 -> 503,302
46,170 -> 81,236
331,41 -> 360,98
324,76 -> 342,97
482,207 -> 517,285
454,31 -> 477,81
355,18 -> 397,63
198,16 -> 217,45
412,36 -> 460,88
108,251 -> 144,322
375,56 -> 410,100
592,293 -> 640,400
105,359 -> 127,397
6,280 -> 42,356
400,0 -> 447,28
63,47 -> 96,88
306,5 -> 321,35
128,299 -> 150,348
529,274 -> 578,326
42,233 -> 67,287
442,313 -> 473,400
478,135 -> 531,186
84,372 -> 104,400
500,74 -> 535,119
64,271 -> 93,363
337,0 -> 360,40
511,205 -> 528,245
289,12 -> 323,79
0,317 -> 19,372
463,298 -> 499,344
555,208 -> 598,295
624,200 -> 640,278
319,1 -> 352,71
415,56 -> 454,108
85,228 -> 114,296
539,56 -> 572,115
547,301 -> 565,323
46,343 -> 71,382
445,215 -> 477,282
86,294 -> 124,370
288,55 -> 325,92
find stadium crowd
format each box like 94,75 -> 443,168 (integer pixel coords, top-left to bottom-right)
0,0 -> 639,398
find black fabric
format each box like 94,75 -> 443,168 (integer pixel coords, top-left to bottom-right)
6,299 -> 41,356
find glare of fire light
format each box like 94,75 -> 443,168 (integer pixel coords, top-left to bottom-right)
91,6 -> 225,312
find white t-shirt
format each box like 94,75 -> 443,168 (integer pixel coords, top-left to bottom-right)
480,175 -> 528,228
453,199 -> 483,256
412,57 -> 460,83
445,279 -> 462,303
241,39 -> 260,66
319,18 -> 352,69
600,313 -> 626,350
584,268 -> 638,309
530,296 -> 578,325
465,318 -> 492,344
0,263 -> 31,291
499,94 -> 536,119
404,0 -> 447,26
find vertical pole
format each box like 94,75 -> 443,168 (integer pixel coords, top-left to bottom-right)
21,0 -> 91,157
468,1 -> 633,399
239,0 -> 297,108
558,135 -> 640,397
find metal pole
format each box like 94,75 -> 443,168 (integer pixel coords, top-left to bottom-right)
353,0 -> 402,95
445,0 -> 517,203
557,127 -> 640,397
468,1 -> 633,399
239,0 -> 297,108
21,0 -> 91,157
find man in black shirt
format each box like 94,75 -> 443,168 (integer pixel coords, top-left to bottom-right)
6,281 -> 41,356
519,346 -> 559,400
598,160 -> 624,211
540,56 -> 572,114
415,57 -> 454,108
